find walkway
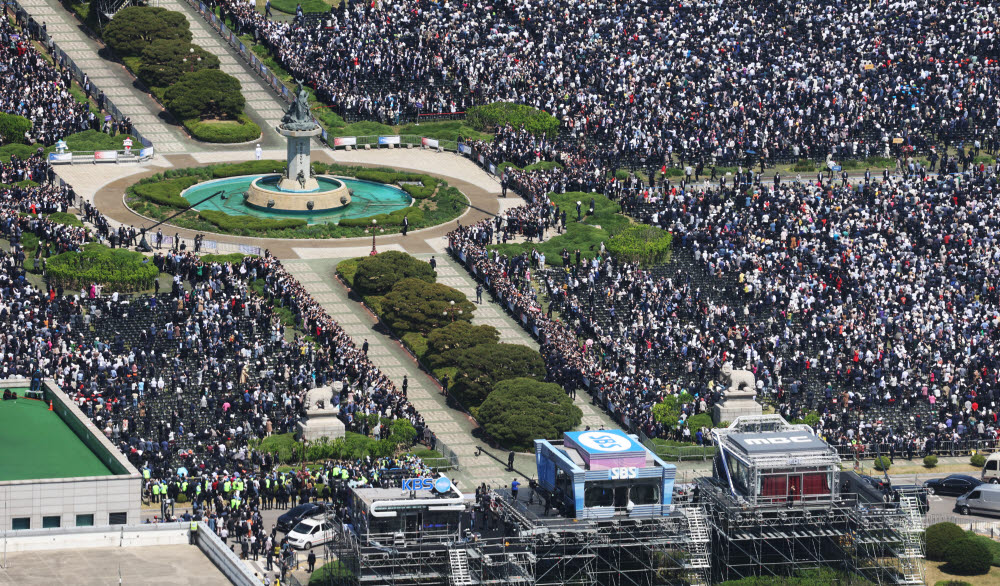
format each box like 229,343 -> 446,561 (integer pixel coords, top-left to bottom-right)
281,256 -> 516,490
20,0 -> 191,152
163,0 -> 291,149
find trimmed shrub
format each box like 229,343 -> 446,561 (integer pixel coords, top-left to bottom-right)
164,69 -> 246,121
943,537 -> 993,575
47,243 -> 159,292
873,455 -> 891,471
380,278 -> 475,334
132,176 -> 200,208
934,581 -> 973,586
0,113 -> 32,144
685,413 -> 714,431
926,522 -> 966,561
138,40 -> 220,88
104,7 -> 192,57
971,453 -> 987,468
352,251 -> 437,296
923,455 -> 939,468
183,114 -> 261,144
964,530 -> 1000,567
197,210 -> 306,234
443,343 -> 546,408
467,102 -> 559,138
477,378 -> 582,451
607,224 -> 673,266
426,321 -> 500,367
652,392 -> 695,426
47,212 -> 84,227
389,419 -> 417,447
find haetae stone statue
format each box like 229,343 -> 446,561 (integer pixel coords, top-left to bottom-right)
280,81 -> 318,131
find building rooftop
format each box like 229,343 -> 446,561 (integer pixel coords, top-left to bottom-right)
0,397 -> 113,481
0,545 -> 229,585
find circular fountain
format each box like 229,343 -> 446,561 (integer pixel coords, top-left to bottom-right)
244,81 -> 353,213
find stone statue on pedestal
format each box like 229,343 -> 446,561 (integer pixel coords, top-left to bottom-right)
280,81 -> 319,131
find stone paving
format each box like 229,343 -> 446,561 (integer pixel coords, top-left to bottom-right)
22,0 -> 192,152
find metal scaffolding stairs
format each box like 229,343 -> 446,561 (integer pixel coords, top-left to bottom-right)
895,497 -> 925,585
449,548 -> 476,586
684,507 -> 712,586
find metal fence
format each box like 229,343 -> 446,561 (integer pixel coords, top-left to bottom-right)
5,0 -> 154,149
637,429 -> 717,462
924,514 -> 1000,537
831,439 -> 1000,462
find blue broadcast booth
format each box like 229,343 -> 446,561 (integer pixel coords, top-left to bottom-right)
534,430 -> 676,519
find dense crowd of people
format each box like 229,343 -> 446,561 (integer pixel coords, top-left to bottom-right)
0,14 -> 99,145
220,0 -> 999,170
449,150 -> 1000,456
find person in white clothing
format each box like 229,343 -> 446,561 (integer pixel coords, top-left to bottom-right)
255,144 -> 263,160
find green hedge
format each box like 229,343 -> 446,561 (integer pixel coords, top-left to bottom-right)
257,433 -> 300,464
338,206 -> 424,228
270,0 -> 331,13
46,243 -> 159,292
212,160 -> 284,178
466,102 -> 559,138
607,224 -> 672,265
0,113 -> 32,144
971,453 -> 987,467
964,530 -> 1000,567
0,142 -> 43,162
197,210 -> 307,234
183,114 -> 261,144
199,253 -> 253,263
335,257 -> 363,288
309,561 -> 353,585
64,130 -> 143,152
48,212 -> 84,227
132,176 -> 201,208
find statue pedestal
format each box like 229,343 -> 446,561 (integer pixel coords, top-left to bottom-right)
297,385 -> 345,441
276,125 -> 323,192
713,364 -> 763,425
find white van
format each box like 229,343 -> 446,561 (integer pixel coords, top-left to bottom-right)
956,484 -> 1000,517
982,453 -> 1000,484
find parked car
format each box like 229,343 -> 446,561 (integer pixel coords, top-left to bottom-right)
276,502 -> 330,533
981,452 -> 1000,484
286,517 -> 337,550
956,484 -> 1000,517
923,474 -> 983,496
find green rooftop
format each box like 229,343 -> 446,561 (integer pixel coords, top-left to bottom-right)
0,397 -> 114,481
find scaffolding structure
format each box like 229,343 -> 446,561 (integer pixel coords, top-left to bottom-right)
698,415 -> 925,585
323,492 -> 711,586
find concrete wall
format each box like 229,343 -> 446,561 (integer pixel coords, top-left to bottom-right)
0,523 -> 188,552
0,379 -> 141,532
196,521 -> 263,586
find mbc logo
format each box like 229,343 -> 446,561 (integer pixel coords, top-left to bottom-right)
744,435 -> 813,446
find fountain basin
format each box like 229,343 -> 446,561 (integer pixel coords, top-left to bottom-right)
246,174 -> 351,213
179,175 -> 412,225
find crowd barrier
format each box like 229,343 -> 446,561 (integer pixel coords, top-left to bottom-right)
48,147 -> 155,165
5,0 -> 154,149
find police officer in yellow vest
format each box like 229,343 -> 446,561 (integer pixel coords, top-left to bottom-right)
189,518 -> 198,545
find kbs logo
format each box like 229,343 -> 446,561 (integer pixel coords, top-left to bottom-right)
402,476 -> 452,493
578,431 -> 633,452
608,467 -> 638,480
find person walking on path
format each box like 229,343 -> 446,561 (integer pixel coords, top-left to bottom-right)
255,144 -> 263,160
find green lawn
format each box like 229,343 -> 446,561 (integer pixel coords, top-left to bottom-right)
0,397 -> 114,481
489,191 -> 631,265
